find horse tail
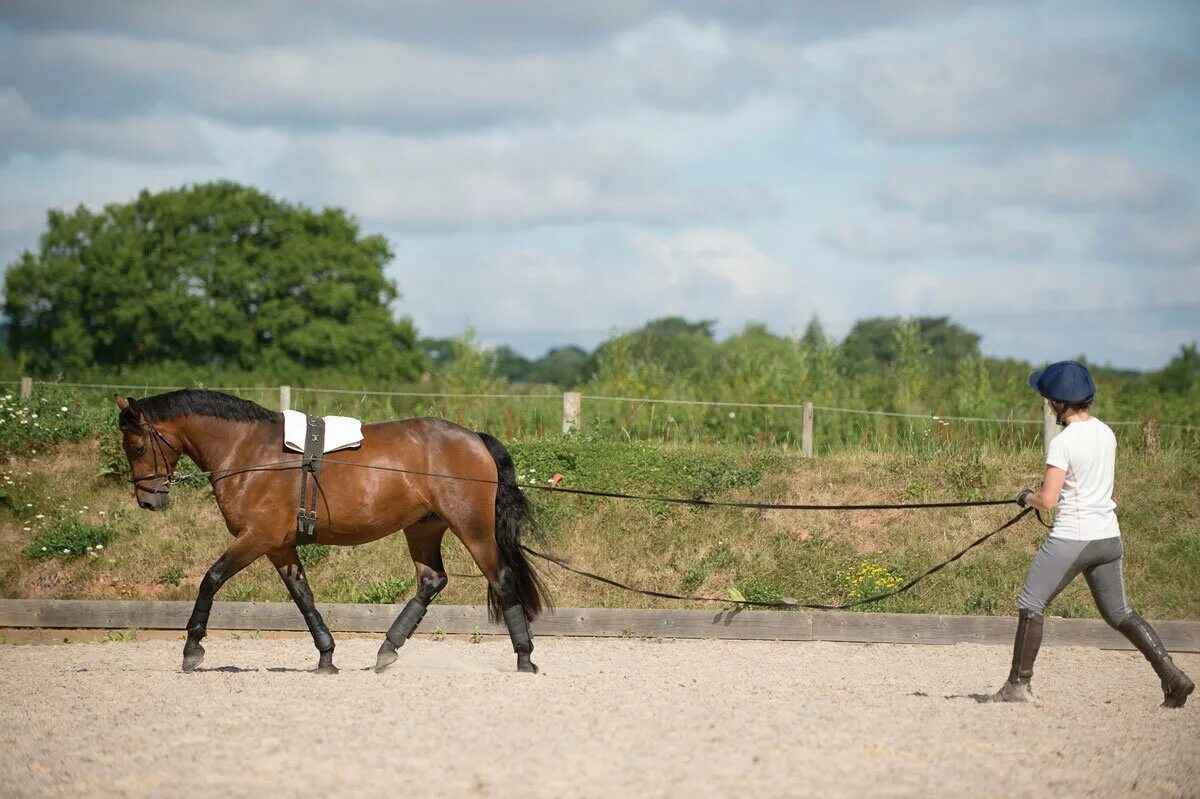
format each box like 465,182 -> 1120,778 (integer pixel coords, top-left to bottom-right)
477,432 -> 549,623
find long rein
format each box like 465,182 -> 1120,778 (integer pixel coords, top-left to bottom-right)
129,441 -> 1049,611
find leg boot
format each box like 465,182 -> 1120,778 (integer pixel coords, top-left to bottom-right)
1118,613 -> 1194,709
993,609 -> 1044,702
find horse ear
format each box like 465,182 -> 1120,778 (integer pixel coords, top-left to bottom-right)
115,394 -> 142,423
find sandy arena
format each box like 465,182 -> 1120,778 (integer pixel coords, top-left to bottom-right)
0,636 -> 1197,798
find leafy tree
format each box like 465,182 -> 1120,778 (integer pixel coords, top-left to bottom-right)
4,181 -> 424,381
492,345 -> 532,383
839,316 -> 980,373
1153,343 -> 1199,395
528,345 -> 590,387
800,316 -> 828,350
587,316 -> 719,379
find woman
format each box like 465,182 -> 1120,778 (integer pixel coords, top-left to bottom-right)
994,360 -> 1193,708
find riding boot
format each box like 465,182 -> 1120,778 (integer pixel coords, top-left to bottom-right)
993,609 -> 1044,702
1117,613 -> 1194,709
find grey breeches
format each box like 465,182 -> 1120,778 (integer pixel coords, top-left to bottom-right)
1018,536 -> 1132,627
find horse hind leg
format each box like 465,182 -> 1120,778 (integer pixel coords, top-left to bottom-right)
452,510 -> 539,675
375,521 -> 448,673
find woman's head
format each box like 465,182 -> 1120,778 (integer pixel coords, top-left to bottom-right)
1029,361 -> 1095,424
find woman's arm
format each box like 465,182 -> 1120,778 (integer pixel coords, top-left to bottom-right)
1022,465 -> 1066,511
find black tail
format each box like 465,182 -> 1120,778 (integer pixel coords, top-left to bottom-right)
477,432 -> 549,624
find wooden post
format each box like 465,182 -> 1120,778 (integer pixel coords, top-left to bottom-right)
19,377 -> 32,399
562,391 -> 581,435
802,402 -> 814,457
1042,398 -> 1059,460
279,385 -> 291,412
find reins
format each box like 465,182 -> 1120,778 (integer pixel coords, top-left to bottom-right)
129,427 -> 1051,611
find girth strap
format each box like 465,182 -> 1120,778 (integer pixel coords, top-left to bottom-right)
296,414 -> 325,545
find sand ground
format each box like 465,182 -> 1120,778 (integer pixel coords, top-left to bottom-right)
0,636 -> 1197,798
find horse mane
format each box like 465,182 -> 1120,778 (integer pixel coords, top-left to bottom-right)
123,389 -> 280,428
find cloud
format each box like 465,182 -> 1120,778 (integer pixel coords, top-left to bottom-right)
632,228 -> 789,295
262,125 -> 776,231
820,214 -> 1051,261
1,0 -> 972,51
834,39 -> 1194,141
0,91 -> 211,162
1094,215 -> 1200,265
878,151 -> 1183,214
390,226 -> 849,352
0,18 -> 804,134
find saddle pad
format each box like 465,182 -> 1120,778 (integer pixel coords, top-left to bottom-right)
282,409 -> 363,454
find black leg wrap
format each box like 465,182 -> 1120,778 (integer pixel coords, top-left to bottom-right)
384,599 -> 428,648
303,610 -> 334,652
503,604 -> 533,654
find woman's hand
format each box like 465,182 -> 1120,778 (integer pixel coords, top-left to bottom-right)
1019,466 -> 1066,511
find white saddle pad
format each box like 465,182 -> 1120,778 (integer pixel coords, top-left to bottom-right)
282,409 -> 364,454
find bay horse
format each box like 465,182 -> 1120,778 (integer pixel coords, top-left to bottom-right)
113,389 -> 547,674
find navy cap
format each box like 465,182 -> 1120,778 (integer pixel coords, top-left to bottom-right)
1028,361 -> 1096,403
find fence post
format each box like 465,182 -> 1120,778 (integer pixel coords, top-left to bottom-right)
802,402 -> 814,457
562,391 -> 581,435
1042,399 -> 1059,460
20,377 -> 32,399
279,385 -> 291,412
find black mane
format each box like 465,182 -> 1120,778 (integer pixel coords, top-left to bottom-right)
123,389 -> 280,428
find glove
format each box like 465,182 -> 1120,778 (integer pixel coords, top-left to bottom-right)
1016,489 -> 1033,507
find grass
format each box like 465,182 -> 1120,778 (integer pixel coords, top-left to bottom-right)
0,436 -> 1196,620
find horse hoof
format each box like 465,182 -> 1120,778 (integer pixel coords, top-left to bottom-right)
517,660 -> 539,674
374,648 -> 399,673
181,650 -> 205,672
315,663 -> 339,675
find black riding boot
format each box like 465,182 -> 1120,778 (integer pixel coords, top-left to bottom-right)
1118,613 -> 1194,709
994,609 -> 1044,702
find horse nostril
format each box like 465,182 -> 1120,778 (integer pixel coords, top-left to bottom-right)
138,500 -> 153,510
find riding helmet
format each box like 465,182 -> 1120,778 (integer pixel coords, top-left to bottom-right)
1028,360 -> 1096,404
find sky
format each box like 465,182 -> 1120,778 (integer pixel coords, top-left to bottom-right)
1,1 -> 1198,370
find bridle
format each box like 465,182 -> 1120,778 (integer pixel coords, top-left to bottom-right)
127,418 -> 185,496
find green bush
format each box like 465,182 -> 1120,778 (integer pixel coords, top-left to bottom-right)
297,544 -> 331,569
25,516 -> 117,559
736,576 -> 784,604
0,390 -> 98,456
155,565 -> 184,586
355,577 -> 411,604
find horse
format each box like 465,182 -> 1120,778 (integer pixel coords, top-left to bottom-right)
113,389 -> 548,674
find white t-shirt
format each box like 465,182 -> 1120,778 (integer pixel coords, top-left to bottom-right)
1045,417 -> 1120,541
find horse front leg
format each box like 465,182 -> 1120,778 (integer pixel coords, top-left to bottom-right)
182,534 -> 270,672
268,548 -> 337,674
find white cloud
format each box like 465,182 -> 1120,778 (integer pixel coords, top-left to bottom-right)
878,151 -> 1181,214
1094,215 -> 1200,265
821,214 -> 1051,261
832,39 -> 1191,141
262,125 -> 774,231
633,228 -> 788,295
0,91 -> 211,162
0,18 -> 804,135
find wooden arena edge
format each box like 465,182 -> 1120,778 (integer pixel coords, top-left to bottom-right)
1,600 -> 1197,651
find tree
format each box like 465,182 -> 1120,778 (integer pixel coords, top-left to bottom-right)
587,316 -> 719,379
528,345 -> 591,387
1154,343 -> 1200,395
492,345 -> 533,383
839,316 -> 980,373
4,181 -> 424,381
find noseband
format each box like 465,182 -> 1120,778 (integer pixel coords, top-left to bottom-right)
128,419 -> 184,496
